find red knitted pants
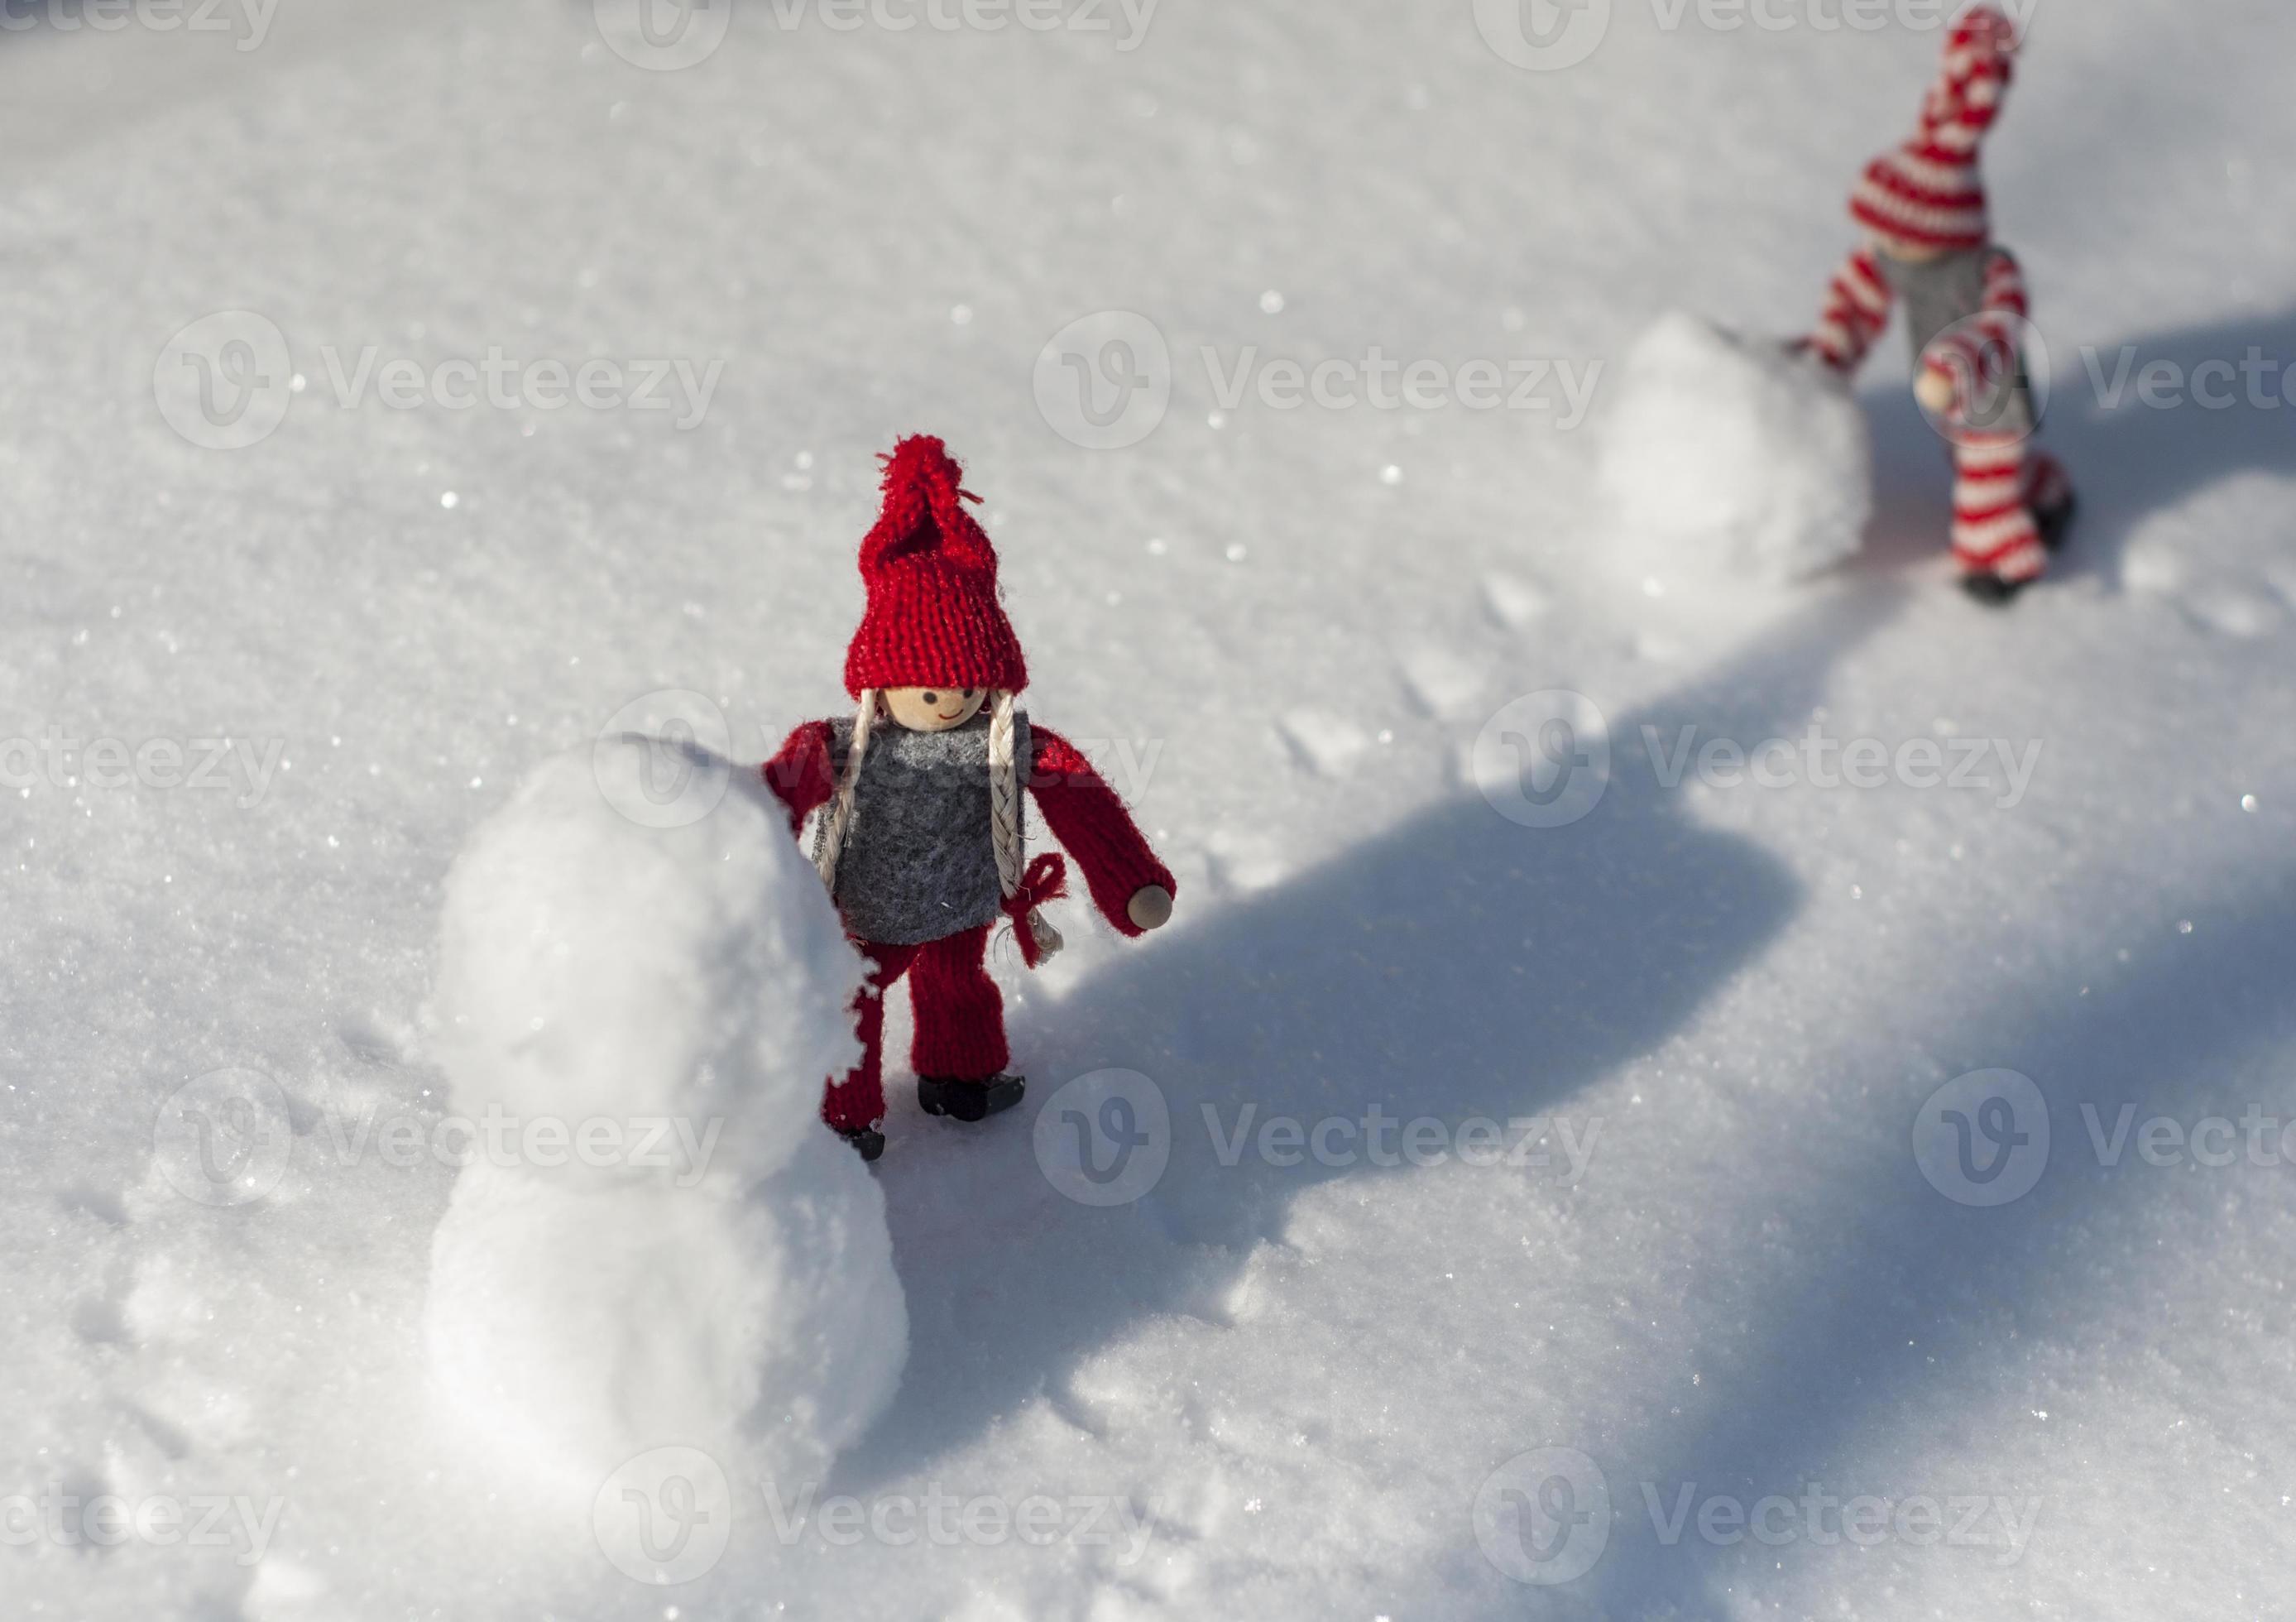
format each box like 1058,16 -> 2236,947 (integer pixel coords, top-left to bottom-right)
821,924 -> 1009,1134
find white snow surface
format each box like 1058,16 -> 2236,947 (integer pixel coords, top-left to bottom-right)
1599,311 -> 1872,583
423,740 -> 904,1522
4,2 -> 2295,1620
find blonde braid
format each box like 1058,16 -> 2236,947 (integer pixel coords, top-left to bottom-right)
812,689 -> 880,895
988,690 -> 1061,962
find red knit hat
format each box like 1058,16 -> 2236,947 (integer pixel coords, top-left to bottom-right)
1850,6 -> 2018,255
842,435 -> 1028,698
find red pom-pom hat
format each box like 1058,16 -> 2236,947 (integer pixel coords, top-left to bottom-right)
842,435 -> 1028,699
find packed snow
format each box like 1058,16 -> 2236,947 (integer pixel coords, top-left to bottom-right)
1598,311 -> 1872,583
424,739 -> 904,1534
2,1 -> 2294,1620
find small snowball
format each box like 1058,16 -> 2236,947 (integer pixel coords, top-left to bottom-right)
1599,311 -> 1872,583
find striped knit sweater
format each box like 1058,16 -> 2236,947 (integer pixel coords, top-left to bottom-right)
1810,245 -> 2064,585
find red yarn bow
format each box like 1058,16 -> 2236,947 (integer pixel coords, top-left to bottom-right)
1001,852 -> 1069,970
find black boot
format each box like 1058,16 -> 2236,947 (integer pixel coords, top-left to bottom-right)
917,1074 -> 1027,1124
835,1125 -> 886,1163
1958,570 -> 2030,607
2035,492 -> 2078,554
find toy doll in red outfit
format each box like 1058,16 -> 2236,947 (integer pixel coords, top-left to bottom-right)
764,436 -> 1176,1162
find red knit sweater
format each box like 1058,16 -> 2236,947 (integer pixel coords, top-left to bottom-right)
762,718 -> 1174,938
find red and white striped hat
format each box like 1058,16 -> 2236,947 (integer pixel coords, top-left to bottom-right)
1851,6 -> 2020,254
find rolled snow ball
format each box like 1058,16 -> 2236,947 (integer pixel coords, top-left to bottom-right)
424,741 -> 903,1501
430,739 -> 862,1183
1599,311 -> 1873,582
424,1147 -> 907,1500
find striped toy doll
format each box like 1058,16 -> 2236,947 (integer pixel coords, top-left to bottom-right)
1804,5 -> 2076,603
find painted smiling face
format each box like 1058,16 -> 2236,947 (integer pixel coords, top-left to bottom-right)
881,686 -> 987,733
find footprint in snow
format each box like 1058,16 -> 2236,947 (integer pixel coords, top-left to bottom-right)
1481,570 -> 1551,631
333,1017 -> 408,1068
2121,542 -> 2186,596
2182,585 -> 2285,639
72,1265 -> 136,1348
1277,708 -> 1372,779
2117,540 -> 2284,637
1399,645 -> 1484,719
56,1181 -> 130,1228
1204,827 -> 1290,893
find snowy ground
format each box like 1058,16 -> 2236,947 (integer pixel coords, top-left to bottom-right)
4,0 -> 2295,1617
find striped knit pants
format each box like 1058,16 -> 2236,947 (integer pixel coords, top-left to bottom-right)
1816,242 -> 2074,583
1951,436 -> 2068,585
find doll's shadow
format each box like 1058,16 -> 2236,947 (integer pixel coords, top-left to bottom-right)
832,584 -> 1905,1497
1852,304 -> 2296,587
1579,864 -> 2296,1617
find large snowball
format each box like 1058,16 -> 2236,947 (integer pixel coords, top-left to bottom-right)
1599,311 -> 1873,582
429,736 -> 860,1183
424,1149 -> 907,1500
421,739 -> 904,1509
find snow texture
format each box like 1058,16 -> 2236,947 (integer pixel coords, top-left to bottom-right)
1599,311 -> 1874,583
4,1 -> 2295,1618
424,740 -> 905,1516
1598,310 -> 1864,581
